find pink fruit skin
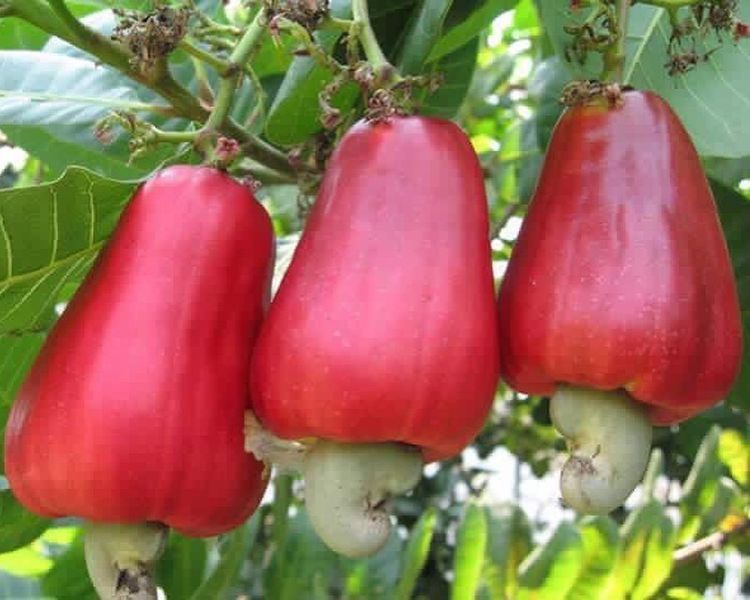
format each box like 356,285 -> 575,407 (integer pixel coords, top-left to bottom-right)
251,116 -> 500,462
5,166 -> 273,536
497,91 -> 742,425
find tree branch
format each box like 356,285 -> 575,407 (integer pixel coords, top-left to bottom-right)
673,518 -> 750,566
7,0 -> 292,175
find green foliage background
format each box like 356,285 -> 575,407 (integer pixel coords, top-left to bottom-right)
0,1 -> 748,598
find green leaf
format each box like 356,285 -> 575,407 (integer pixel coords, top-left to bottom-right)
664,589 -> 706,600
679,426 -> 722,541
430,0 -> 518,61
271,473 -> 294,545
189,515 -> 260,600
264,509 -> 339,600
640,448 -> 665,502
528,56 -> 568,151
0,1 -> 103,51
0,50 -> 176,178
157,533 -> 207,600
517,522 -> 583,599
0,17 -> 48,52
252,32 -> 296,79
41,532 -> 97,600
567,517 -> 620,599
713,180 -> 750,414
452,501 -> 487,600
0,167 -> 134,336
611,500 -> 677,599
696,477 -> 744,538
625,1 -> 750,159
483,503 -> 532,599
0,544 -> 51,578
704,156 -> 750,188
266,0 -> 459,143
397,0 -> 453,75
394,506 -> 437,600
663,558 -> 723,596
343,530 -> 403,600
718,428 -> 749,486
0,490 -> 51,553
628,516 -> 677,600
420,37 -> 480,118
264,0 -> 355,146
536,0 -> 750,157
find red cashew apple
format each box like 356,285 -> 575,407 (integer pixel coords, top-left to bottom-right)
4,166 -> 274,598
497,90 -> 742,514
247,115 -> 500,557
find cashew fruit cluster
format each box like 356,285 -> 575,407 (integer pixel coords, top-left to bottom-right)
497,90 -> 742,513
2,88 -> 742,591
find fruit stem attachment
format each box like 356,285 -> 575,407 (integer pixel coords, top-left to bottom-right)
351,0 -> 392,74
550,385 -> 652,514
601,0 -> 629,83
303,440 -> 423,557
84,522 -> 168,600
244,411 -> 423,557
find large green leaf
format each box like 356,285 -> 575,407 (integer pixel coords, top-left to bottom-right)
157,533 -> 207,600
0,167 -> 133,336
430,0 -> 518,61
696,477 -> 744,538
452,501 -> 488,600
419,36 -> 480,118
0,49 -> 176,178
705,156 -> 750,188
713,180 -> 750,414
536,0 -> 750,157
527,56 -> 568,151
567,517 -> 620,599
718,428 -> 749,487
263,0 -> 356,146
40,532 -> 97,600
0,491 -> 51,553
189,515 -> 260,600
397,0 -> 453,75
640,448 -> 665,501
483,503 -> 532,600
609,500 -> 677,599
0,14 -> 49,51
342,531 -> 403,600
394,506 -> 437,600
517,522 -> 583,599
266,0 -> 465,145
42,9 -> 261,131
0,1 -> 103,50
663,559 -> 723,598
263,510 -> 339,600
679,426 -> 723,541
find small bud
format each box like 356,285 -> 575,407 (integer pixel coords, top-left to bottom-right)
215,136 -> 240,163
